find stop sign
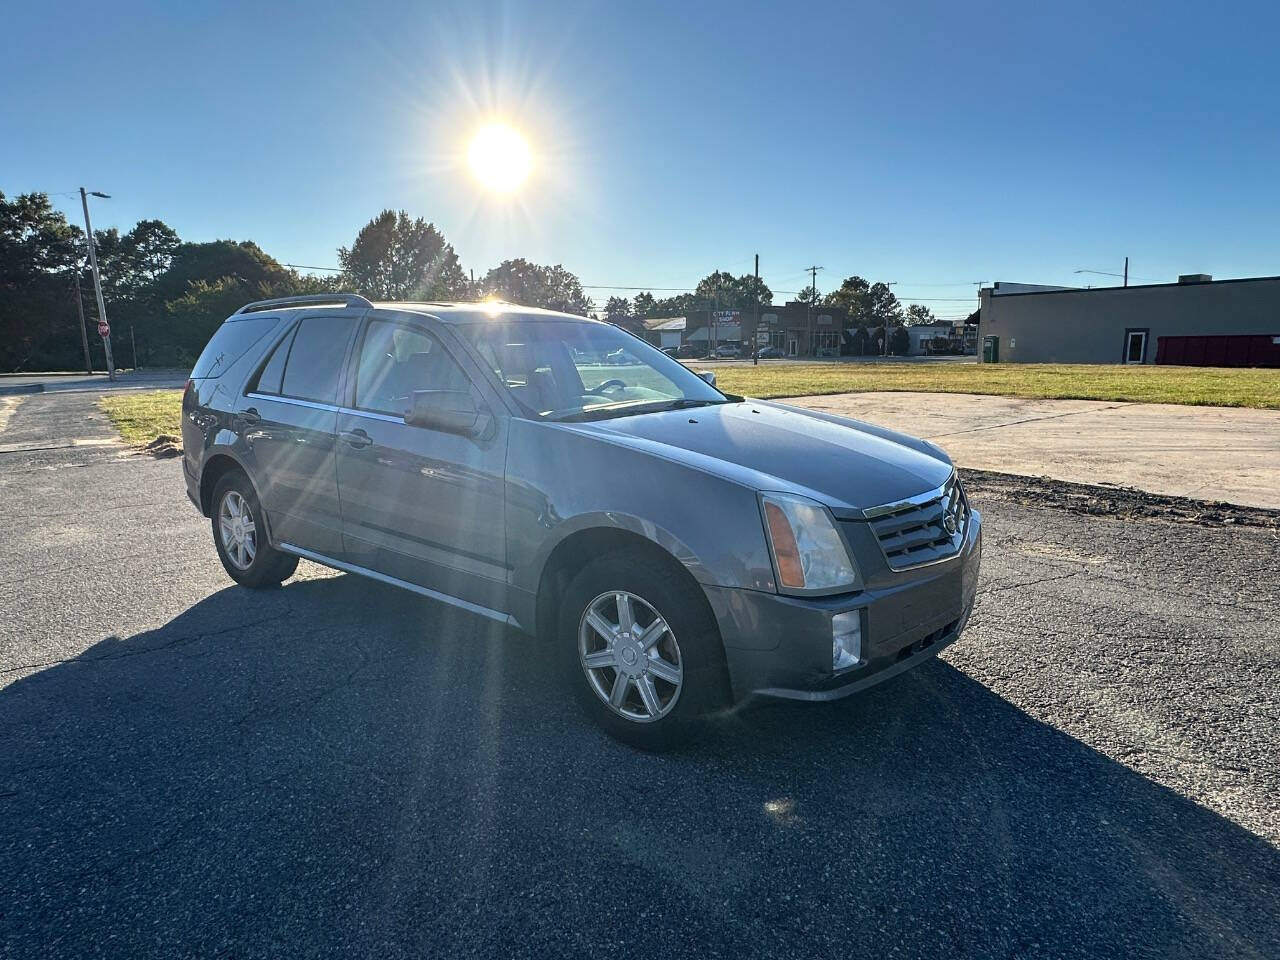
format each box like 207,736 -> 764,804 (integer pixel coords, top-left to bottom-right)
97,321 -> 110,338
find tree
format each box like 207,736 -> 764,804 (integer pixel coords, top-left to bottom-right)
122,219 -> 179,290
480,259 -> 593,314
632,291 -> 658,318
0,192 -> 82,371
150,239 -> 293,304
603,296 -> 632,323
890,326 -> 911,356
823,275 -> 901,328
793,284 -> 821,306
338,210 -> 468,300
693,270 -> 772,310
904,304 -> 938,325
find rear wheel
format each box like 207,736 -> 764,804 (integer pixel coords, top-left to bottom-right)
560,550 -> 729,750
211,472 -> 298,588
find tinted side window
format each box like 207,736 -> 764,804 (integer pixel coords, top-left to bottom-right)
250,325 -> 296,395
354,319 -> 473,415
191,316 -> 279,379
280,315 -> 356,404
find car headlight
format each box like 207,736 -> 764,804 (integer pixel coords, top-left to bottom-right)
759,492 -> 860,594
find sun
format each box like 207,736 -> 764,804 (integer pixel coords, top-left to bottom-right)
467,123 -> 532,193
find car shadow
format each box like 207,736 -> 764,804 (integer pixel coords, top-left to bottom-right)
2,574 -> 1276,958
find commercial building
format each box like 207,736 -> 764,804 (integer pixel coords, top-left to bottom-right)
641,317 -> 686,350
906,321 -> 963,356
682,302 -> 853,357
978,274 -> 1280,365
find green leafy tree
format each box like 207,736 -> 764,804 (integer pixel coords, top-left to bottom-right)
338,210 -> 468,300
823,275 -> 902,328
122,219 -> 180,291
632,291 -> 658,318
651,292 -> 701,316
603,296 -> 632,323
890,326 -> 911,356
794,283 -> 821,306
0,192 -> 84,371
693,270 -> 772,310
150,239 -> 293,304
480,258 -> 593,314
904,304 -> 938,325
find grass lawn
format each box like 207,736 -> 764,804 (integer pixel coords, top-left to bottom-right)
100,389 -> 183,446
96,363 -> 1279,450
711,362 -> 1280,409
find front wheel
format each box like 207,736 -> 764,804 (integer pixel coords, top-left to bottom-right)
560,551 -> 729,750
210,472 -> 298,588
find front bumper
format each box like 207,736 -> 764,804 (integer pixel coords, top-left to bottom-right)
704,510 -> 982,702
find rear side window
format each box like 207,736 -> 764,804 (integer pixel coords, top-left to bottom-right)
279,314 -> 356,404
250,325 -> 296,395
191,316 -> 279,379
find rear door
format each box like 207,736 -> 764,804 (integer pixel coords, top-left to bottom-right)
240,310 -> 362,555
335,314 -> 509,613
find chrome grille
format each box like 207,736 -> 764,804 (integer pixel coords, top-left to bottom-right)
864,474 -> 968,570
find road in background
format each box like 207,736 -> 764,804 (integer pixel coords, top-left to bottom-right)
1,389 -> 1277,959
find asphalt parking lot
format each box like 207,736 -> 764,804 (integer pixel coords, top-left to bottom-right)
2,390 -> 1277,959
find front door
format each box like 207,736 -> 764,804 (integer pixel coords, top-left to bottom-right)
1124,329 -> 1149,364
787,336 -> 798,356
335,316 -> 509,613
241,311 -> 361,556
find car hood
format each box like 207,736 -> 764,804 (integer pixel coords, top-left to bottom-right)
558,399 -> 953,517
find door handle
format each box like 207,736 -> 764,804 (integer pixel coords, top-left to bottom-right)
340,428 -> 372,449
237,407 -> 261,426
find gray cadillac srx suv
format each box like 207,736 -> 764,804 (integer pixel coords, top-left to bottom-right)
183,294 -> 982,749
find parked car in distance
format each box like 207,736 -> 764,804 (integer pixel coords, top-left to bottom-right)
714,343 -> 741,359
183,294 -> 982,749
674,344 -> 708,359
757,345 -> 786,359
604,347 -> 640,365
660,346 -> 678,357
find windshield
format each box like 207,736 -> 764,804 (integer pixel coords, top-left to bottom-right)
462,319 -> 729,421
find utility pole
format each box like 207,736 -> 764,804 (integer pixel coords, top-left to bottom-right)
71,268 -> 93,374
711,278 -> 719,357
753,253 -> 760,366
1123,256 -> 1129,287
79,188 -> 116,380
804,265 -> 823,357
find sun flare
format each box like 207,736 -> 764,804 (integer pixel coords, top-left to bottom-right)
467,123 -> 532,193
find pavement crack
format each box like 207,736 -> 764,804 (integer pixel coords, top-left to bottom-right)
978,570 -> 1082,595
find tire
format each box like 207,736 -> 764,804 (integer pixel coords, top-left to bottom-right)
559,550 -> 729,751
210,471 -> 299,588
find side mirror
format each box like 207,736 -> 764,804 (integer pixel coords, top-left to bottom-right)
404,390 -> 492,438
697,370 -> 717,387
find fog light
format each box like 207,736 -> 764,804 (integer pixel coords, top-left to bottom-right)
832,611 -> 862,673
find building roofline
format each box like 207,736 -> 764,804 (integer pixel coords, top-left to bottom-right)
988,274 -> 1280,299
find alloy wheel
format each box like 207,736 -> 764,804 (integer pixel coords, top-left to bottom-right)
578,591 -> 683,722
218,490 -> 257,571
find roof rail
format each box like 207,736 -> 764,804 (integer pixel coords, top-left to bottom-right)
233,293 -> 373,315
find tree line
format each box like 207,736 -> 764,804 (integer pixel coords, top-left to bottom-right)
1,190 -> 956,371
0,195 -> 601,371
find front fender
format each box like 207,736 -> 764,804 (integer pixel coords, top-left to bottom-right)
505,418 -> 778,602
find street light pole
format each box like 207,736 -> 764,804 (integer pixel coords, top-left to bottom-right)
79,187 -> 116,381
71,268 -> 93,374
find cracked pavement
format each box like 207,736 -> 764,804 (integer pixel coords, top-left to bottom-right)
1,389 -> 1278,959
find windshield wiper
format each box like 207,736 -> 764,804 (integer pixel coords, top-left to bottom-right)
546,398 -> 727,423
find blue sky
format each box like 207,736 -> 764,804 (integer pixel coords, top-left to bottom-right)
4,0 -> 1278,318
